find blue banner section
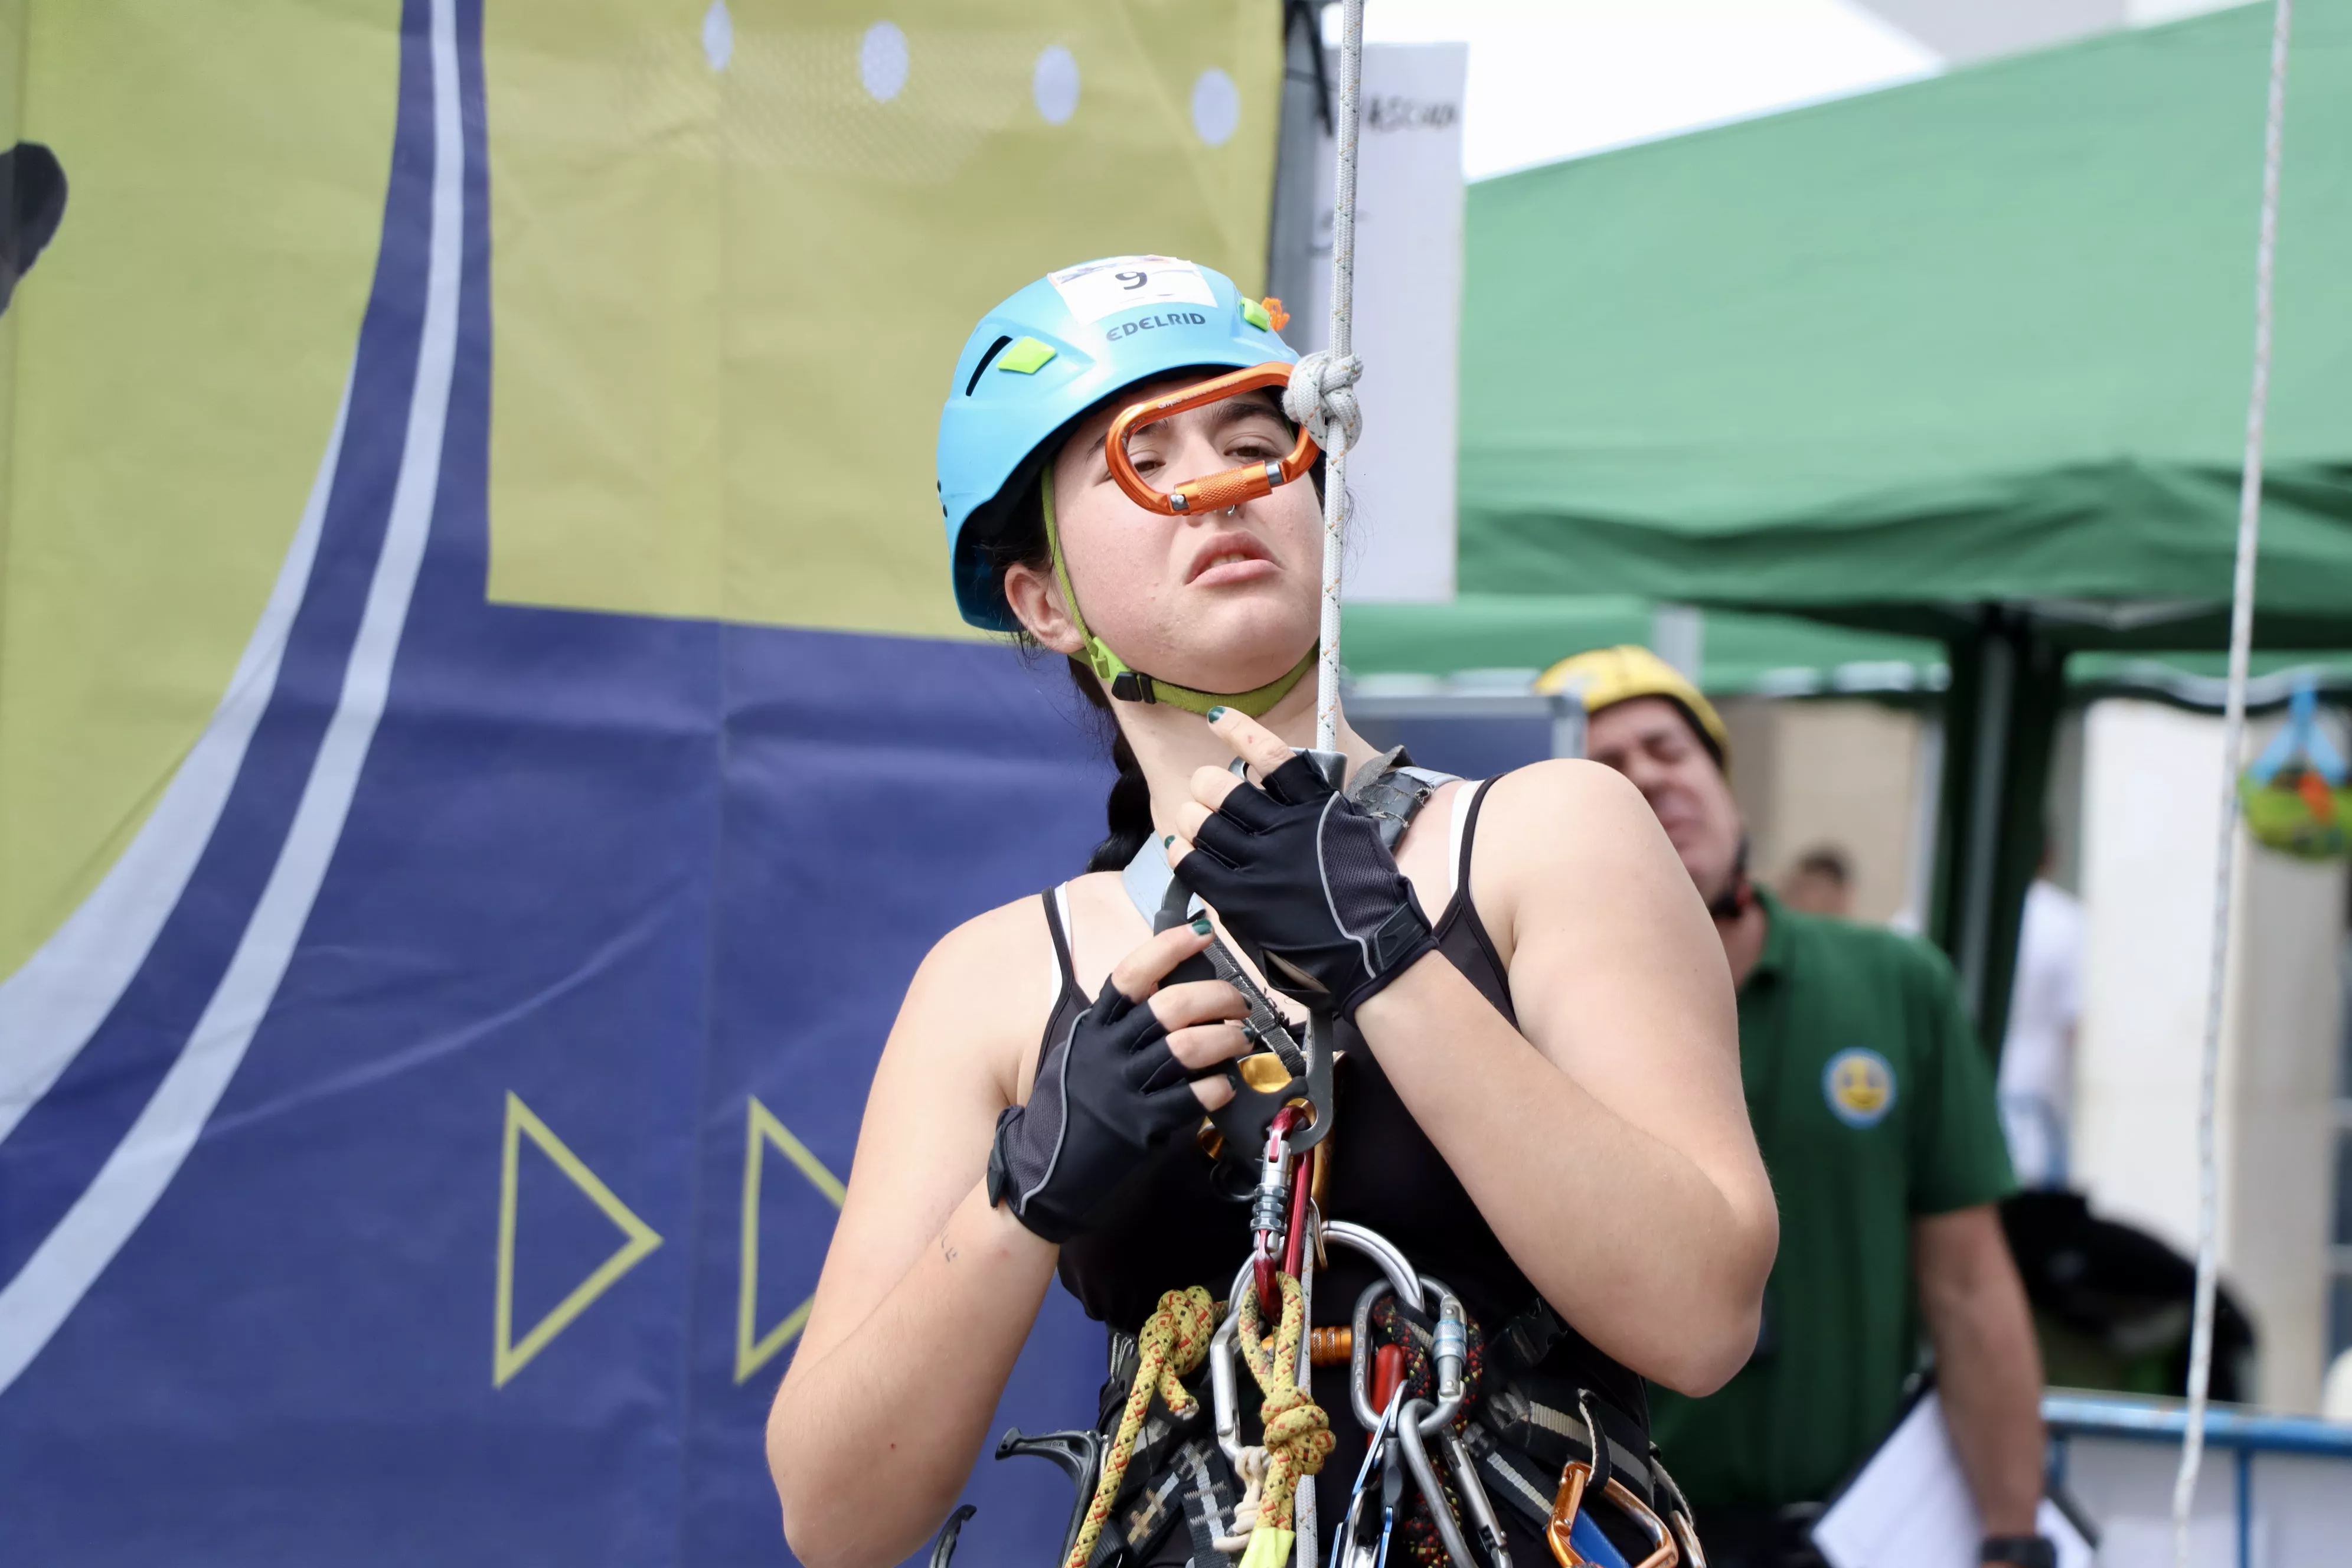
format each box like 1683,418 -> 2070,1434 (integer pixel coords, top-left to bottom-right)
0,2 -> 1116,1561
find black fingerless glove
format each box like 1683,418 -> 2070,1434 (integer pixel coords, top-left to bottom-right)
986,978 -> 1204,1243
1173,753 -> 1438,1019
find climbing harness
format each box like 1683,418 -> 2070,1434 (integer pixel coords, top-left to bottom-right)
2177,4 -> 2295,1563
949,758 -> 1703,1568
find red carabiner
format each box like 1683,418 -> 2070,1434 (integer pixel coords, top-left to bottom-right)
1253,1105 -> 1307,1317
1105,363 -> 1320,518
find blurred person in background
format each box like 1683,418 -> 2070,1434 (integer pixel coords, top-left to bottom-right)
1997,841 -> 2083,1189
1778,844 -> 1856,919
1540,645 -> 2053,1568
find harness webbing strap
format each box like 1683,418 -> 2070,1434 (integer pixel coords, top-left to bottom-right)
1458,1428 -> 1555,1536
1118,754 -> 1458,928
1345,751 -> 1447,851
1067,1288 -> 1220,1568
1087,1460 -> 1185,1568
1175,1439 -> 1247,1568
1478,1383 -> 1654,1508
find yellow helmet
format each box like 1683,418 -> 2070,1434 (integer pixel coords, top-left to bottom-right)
1535,644 -> 1730,769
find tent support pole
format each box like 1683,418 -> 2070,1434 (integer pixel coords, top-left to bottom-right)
1955,620 -> 2016,1018
1650,604 -> 1705,678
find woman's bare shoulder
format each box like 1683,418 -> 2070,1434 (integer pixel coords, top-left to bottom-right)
906,892 -> 1064,1014
922,891 -> 1054,969
1471,760 -> 1704,955
1482,759 -> 1668,861
886,892 -> 1070,1094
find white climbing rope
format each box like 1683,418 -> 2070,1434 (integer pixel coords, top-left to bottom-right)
1309,0 -> 1365,755
2173,3 -> 2294,1562
1300,12 -> 1364,1565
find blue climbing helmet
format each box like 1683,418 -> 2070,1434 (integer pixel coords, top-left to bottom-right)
937,254 -> 1300,635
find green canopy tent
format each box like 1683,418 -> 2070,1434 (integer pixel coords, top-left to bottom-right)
1343,597 -> 2352,704
1343,596 -> 1948,697
1448,1 -> 2352,1045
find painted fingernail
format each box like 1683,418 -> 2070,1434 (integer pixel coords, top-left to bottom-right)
1164,834 -> 1175,848
1207,705 -> 1230,721
1190,915 -> 1213,936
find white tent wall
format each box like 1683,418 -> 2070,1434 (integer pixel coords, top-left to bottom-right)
1285,41 -> 1464,603
2076,700 -> 2344,1412
1715,697 -> 1931,927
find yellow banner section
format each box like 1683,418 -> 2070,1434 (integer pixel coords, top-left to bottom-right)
482,0 -> 1282,638
0,0 -> 394,978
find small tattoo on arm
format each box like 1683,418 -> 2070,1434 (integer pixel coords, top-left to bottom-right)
939,1233 -> 959,1264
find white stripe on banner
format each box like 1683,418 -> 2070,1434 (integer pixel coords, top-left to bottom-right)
0,378 -> 349,1145
0,0 -> 464,1393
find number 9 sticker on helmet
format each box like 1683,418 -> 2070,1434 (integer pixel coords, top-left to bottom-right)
1047,256 -> 1217,322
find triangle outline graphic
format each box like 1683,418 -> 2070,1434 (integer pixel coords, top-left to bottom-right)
494,1091 -> 663,1388
736,1096 -> 846,1384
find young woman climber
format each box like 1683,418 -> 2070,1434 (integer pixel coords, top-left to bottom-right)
766,256 -> 1777,1568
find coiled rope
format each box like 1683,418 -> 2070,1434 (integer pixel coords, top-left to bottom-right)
2175,4 -> 2295,1564
1065,1287 -> 1220,1568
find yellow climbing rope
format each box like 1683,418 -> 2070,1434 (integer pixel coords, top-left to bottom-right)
1065,1286 -> 1220,1568
1229,1272 -> 1335,1568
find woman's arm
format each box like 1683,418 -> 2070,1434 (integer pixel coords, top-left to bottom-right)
1355,763 -> 1775,1391
1170,716 -> 1775,1395
766,903 -> 1062,1568
767,906 -> 1244,1568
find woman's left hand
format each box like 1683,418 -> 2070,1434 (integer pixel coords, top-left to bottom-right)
1165,708 -> 1437,1020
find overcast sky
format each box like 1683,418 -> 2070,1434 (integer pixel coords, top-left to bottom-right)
1339,0 -> 1945,180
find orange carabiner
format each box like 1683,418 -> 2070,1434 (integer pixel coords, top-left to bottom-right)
1546,1459 -> 1680,1568
1104,362 -> 1320,517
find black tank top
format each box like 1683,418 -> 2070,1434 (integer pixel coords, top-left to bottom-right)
1047,779 -> 1647,1553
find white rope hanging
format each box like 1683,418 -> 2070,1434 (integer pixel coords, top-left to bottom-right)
1306,0 -> 1366,756
2173,2 -> 2294,1562
1280,9 -> 1366,1565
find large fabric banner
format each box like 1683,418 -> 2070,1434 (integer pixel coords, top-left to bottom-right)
0,2 -> 1280,1562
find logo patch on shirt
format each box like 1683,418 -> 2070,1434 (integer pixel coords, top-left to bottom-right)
1823,1048 -> 1897,1128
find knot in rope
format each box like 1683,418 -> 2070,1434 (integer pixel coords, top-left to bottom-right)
1284,350 -> 1364,456
1064,1287 -> 1219,1568
1224,1270 -> 1335,1568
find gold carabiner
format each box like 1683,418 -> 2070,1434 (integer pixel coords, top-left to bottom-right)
1546,1459 -> 1680,1568
1104,362 -> 1319,517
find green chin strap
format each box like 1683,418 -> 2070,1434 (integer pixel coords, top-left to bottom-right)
1038,466 -> 1317,719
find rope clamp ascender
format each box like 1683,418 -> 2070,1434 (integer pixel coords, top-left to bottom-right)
1105,362 -> 1322,517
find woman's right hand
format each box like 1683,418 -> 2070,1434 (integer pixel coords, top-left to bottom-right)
985,918 -> 1248,1242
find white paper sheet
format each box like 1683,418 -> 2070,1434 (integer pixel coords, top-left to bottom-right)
1811,1391 -> 2093,1568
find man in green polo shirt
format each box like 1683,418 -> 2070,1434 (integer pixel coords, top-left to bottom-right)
1544,646 -> 2050,1568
